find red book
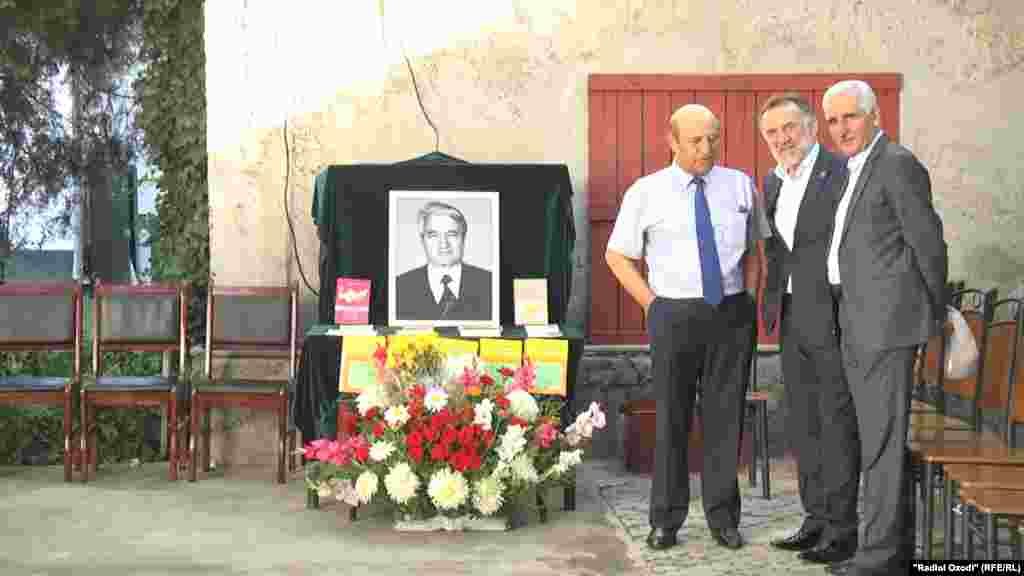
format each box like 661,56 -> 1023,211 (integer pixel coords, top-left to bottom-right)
334,278 -> 371,324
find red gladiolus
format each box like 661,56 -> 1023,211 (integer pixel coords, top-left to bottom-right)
372,422 -> 386,438
495,395 -> 510,409
509,416 -> 529,428
406,430 -> 423,448
467,451 -> 482,471
458,425 -> 475,446
482,431 -> 496,447
364,407 -> 379,420
409,444 -> 424,463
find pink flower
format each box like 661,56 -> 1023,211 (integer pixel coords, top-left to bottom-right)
535,422 -> 558,449
457,364 -> 482,391
508,360 -> 536,393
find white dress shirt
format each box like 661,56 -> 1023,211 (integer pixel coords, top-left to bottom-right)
773,143 -> 820,293
427,264 -> 462,304
607,163 -> 769,299
827,130 -> 884,285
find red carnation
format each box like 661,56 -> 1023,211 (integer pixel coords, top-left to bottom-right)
499,366 -> 515,378
483,430 -> 496,447
441,426 -> 459,447
431,442 -> 449,462
372,422 -> 386,438
495,395 -> 510,409
480,374 -> 495,387
409,444 -> 424,463
364,407 -> 379,420
354,443 -> 370,463
509,416 -> 529,428
458,426 -> 476,446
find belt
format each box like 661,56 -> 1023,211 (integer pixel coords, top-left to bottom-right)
830,284 -> 843,301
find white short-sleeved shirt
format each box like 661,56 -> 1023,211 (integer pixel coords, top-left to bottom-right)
607,163 -> 769,299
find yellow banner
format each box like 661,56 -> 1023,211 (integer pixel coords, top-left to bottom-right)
339,335 -> 387,393
524,338 -> 568,396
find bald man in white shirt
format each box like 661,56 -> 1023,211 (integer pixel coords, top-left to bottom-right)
606,104 -> 769,552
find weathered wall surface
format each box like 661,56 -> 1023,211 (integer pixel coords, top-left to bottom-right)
206,1 -> 1024,319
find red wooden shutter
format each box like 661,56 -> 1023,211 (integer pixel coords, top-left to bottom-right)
588,74 -> 902,345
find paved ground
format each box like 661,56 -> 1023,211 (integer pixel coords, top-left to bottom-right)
0,453 -> 820,576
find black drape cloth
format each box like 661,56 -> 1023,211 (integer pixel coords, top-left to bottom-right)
312,162 -> 575,327
294,161 -> 576,443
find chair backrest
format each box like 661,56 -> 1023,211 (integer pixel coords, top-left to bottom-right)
995,299 -> 1024,447
0,282 -> 82,378
92,282 -> 188,377
204,284 -> 297,381
978,299 -> 1023,412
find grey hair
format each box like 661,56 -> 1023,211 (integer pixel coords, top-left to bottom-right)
823,80 -> 877,114
417,201 -> 467,237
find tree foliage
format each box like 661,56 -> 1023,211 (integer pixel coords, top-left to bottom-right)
132,0 -> 208,287
0,0 -> 143,246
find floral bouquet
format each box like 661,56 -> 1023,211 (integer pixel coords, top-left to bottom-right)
302,333 -> 606,527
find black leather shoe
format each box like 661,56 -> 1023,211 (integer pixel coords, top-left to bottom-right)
824,559 -> 854,575
646,527 -> 677,550
710,526 -> 744,550
801,536 -> 857,564
770,525 -> 823,551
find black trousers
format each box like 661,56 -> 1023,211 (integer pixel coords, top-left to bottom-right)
780,294 -> 860,542
647,292 -> 756,531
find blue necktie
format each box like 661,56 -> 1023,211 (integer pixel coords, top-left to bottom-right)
693,177 -> 723,306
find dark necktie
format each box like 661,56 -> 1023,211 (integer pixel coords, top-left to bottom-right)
693,176 -> 723,306
439,274 -> 457,318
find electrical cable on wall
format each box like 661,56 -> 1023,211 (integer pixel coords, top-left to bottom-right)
282,119 -> 318,297
403,51 -> 440,151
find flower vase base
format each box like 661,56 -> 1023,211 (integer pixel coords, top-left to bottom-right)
393,514 -> 511,532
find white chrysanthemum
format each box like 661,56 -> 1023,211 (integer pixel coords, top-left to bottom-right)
423,386 -> 449,413
316,482 -> 333,499
427,467 -> 469,510
354,470 -> 379,504
496,425 -> 527,462
369,440 -> 396,462
510,453 -> 539,483
384,462 -> 420,505
384,405 -> 410,428
473,398 -> 495,431
506,389 -> 540,422
331,479 -> 360,506
546,449 -> 585,478
446,354 -> 475,377
473,476 -> 505,516
356,385 -> 386,416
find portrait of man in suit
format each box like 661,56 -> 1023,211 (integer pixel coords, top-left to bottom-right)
390,195 -> 498,326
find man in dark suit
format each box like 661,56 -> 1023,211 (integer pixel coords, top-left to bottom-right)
758,93 -> 860,565
395,201 -> 492,321
822,80 -> 947,576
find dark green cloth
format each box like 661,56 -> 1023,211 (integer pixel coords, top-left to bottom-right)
311,162 -> 575,326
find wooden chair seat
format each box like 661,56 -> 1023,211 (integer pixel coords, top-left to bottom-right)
946,463 -> 1024,491
910,411 -> 972,431
0,375 -> 71,390
194,381 -> 285,394
91,375 -> 176,391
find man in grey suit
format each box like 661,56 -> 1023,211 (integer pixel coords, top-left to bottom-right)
759,93 -> 860,565
821,80 -> 948,576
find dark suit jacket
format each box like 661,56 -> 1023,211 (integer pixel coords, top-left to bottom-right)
763,147 -> 847,344
395,263 -> 493,321
835,134 -> 948,352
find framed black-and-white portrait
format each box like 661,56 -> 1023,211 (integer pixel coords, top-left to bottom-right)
388,190 -> 500,328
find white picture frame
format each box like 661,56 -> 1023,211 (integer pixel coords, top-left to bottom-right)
388,190 -> 500,328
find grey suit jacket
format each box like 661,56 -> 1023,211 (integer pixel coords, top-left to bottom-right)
834,133 -> 948,352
